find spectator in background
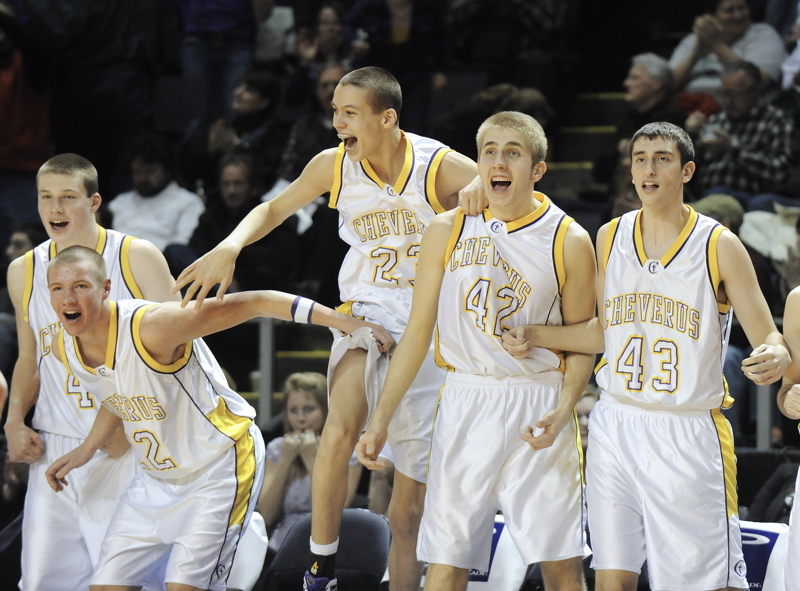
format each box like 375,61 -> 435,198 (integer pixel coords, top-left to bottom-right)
669,0 -> 786,99
0,2 -> 49,253
0,221 -> 47,378
448,0 -> 571,103
178,152 -> 298,292
0,0 -> 156,200
686,61 -> 793,210
180,67 -> 288,193
109,132 -> 205,253
746,461 -> 798,523
345,0 -> 448,133
178,0 -> 268,139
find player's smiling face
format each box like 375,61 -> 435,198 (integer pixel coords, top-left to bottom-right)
630,136 -> 694,204
478,128 -> 544,213
48,261 -> 109,337
331,84 -> 391,162
38,173 -> 101,243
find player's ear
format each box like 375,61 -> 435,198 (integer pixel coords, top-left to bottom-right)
102,278 -> 111,299
383,108 -> 398,129
531,161 -> 547,183
682,161 -> 696,183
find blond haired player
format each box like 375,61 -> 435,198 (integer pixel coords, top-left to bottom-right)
43,245 -> 393,591
358,111 -> 596,591
504,122 -> 789,591
4,153 -> 178,590
777,289 -> 800,591
173,67 -> 479,591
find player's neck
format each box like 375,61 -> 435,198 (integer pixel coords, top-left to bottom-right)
639,202 -> 691,258
365,127 -> 405,185
488,187 -> 540,222
54,223 -> 101,253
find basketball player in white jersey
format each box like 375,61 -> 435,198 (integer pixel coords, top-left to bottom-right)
358,111 -> 596,591
4,154 -> 178,590
503,122 -> 789,591
777,289 -> 800,591
41,245 -> 393,591
173,67 -> 479,591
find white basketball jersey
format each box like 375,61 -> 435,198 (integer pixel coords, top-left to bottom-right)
23,226 -> 144,438
595,207 -> 732,410
329,131 -> 451,329
435,194 -> 569,377
57,299 -> 256,479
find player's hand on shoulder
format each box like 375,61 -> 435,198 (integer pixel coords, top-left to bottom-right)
4,422 -> 44,464
173,240 -> 241,309
458,175 -> 487,216
502,326 -> 532,359
356,428 -> 389,471
742,343 -> 791,385
784,384 -> 800,419
44,445 -> 94,492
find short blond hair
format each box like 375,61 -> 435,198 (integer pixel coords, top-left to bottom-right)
476,111 -> 548,164
47,245 -> 107,286
38,153 -> 99,197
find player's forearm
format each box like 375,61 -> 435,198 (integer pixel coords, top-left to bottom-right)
224,202 -> 279,250
5,353 -> 39,427
529,318 -> 604,355
559,352 -> 596,414
82,406 -> 124,453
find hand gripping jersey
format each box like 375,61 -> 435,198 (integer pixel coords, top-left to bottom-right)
435,194 -> 570,377
22,226 -> 145,439
595,207 -> 733,410
329,131 -> 451,330
57,299 -> 257,480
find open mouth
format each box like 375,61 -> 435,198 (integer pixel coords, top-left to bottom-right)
642,182 -> 659,190
63,311 -> 81,321
50,221 -> 68,230
339,134 -> 357,151
491,176 -> 511,191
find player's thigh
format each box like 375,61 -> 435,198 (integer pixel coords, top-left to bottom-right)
327,347 -> 369,432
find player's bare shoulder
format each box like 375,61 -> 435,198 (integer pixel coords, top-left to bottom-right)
7,254 -> 30,306
435,151 -> 478,210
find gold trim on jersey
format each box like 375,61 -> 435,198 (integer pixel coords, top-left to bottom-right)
425,146 -> 452,214
208,396 -> 254,442
57,330 -> 72,375
433,326 -> 454,371
73,301 -> 119,374
711,408 -> 739,518
131,304 -> 193,373
362,130 -> 415,198
554,217 -> 573,294
602,218 -> 620,271
229,427 -> 258,528
22,250 -> 35,323
119,236 -> 144,299
633,206 -> 699,268
444,210 -> 466,268
707,225 -> 732,314
483,192 -> 551,233
573,408 -> 586,486
328,144 -> 346,209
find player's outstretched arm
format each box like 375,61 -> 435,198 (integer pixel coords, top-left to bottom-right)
522,222 -> 598,450
173,150 -> 337,308
357,214 -> 453,470
45,405 -> 122,492
717,231 -> 790,385
4,257 -> 45,464
139,290 -> 394,366
778,287 -> 800,420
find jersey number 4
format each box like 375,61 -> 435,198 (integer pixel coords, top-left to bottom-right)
465,278 -> 519,337
615,335 -> 678,393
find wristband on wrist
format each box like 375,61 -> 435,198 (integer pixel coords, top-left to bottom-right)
291,296 -> 315,324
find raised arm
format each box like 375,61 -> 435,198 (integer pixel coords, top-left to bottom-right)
717,230 -> 790,385
521,222 -> 598,450
173,149 -> 337,307
4,257 -> 45,463
138,290 -> 394,366
357,213 -> 453,469
778,287 -> 800,420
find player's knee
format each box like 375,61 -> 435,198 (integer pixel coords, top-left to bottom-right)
540,558 -> 586,591
319,417 -> 360,451
387,501 -> 422,540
